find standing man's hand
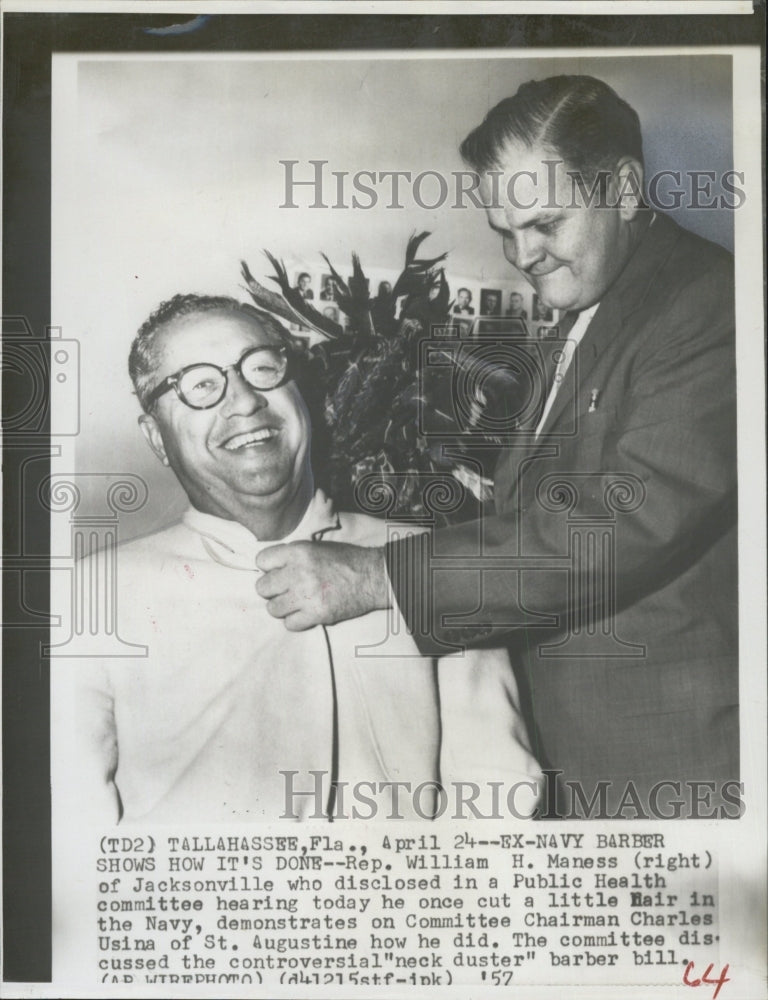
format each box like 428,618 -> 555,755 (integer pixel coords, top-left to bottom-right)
255,542 -> 390,630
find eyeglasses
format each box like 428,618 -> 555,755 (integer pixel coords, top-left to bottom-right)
146,346 -> 291,410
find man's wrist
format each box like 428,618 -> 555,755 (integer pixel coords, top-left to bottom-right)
360,545 -> 391,612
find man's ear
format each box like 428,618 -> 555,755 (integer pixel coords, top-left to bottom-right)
138,413 -> 170,467
613,157 -> 645,221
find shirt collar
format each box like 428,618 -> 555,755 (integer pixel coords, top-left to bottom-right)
182,489 -> 340,567
572,301 -> 600,331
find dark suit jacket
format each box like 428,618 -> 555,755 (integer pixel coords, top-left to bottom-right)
387,212 -> 738,817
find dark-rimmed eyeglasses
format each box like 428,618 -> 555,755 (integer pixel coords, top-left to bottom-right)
146,346 -> 292,410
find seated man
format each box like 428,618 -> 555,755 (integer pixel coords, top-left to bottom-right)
68,294 -> 540,823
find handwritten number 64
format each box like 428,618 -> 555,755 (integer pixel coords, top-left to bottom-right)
683,960 -> 730,1000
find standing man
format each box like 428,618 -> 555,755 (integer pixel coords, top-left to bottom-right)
256,76 -> 739,817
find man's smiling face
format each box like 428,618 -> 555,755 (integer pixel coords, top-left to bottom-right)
139,310 -> 312,534
481,140 -> 642,312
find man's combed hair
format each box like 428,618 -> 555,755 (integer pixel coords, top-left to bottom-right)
128,293 -> 293,411
460,75 -> 644,180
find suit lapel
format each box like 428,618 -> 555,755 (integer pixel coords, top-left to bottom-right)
535,297 -> 619,439
532,211 -> 681,443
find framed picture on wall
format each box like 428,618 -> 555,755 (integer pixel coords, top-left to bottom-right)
319,302 -> 340,323
319,273 -> 337,301
293,270 -> 315,299
452,286 -> 476,316
479,287 -> 502,315
505,290 -> 529,319
532,293 -> 554,321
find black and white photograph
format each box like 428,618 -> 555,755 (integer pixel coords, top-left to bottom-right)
2,4 -> 766,999
319,273 -> 338,302
532,292 -> 554,322
320,302 -> 340,323
505,290 -> 529,320
453,287 -> 476,317
480,287 -> 503,316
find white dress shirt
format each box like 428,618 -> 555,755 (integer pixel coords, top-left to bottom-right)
535,302 -> 601,436
59,492 -> 542,823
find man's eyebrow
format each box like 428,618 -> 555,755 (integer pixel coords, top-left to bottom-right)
488,213 -> 562,235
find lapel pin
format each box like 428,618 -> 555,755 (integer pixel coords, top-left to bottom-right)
588,388 -> 600,413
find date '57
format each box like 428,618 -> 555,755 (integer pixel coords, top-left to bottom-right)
683,961 -> 730,999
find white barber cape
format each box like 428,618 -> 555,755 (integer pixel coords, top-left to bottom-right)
65,491 -> 540,823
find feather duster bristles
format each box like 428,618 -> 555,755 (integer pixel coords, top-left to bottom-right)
241,233 -> 495,523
